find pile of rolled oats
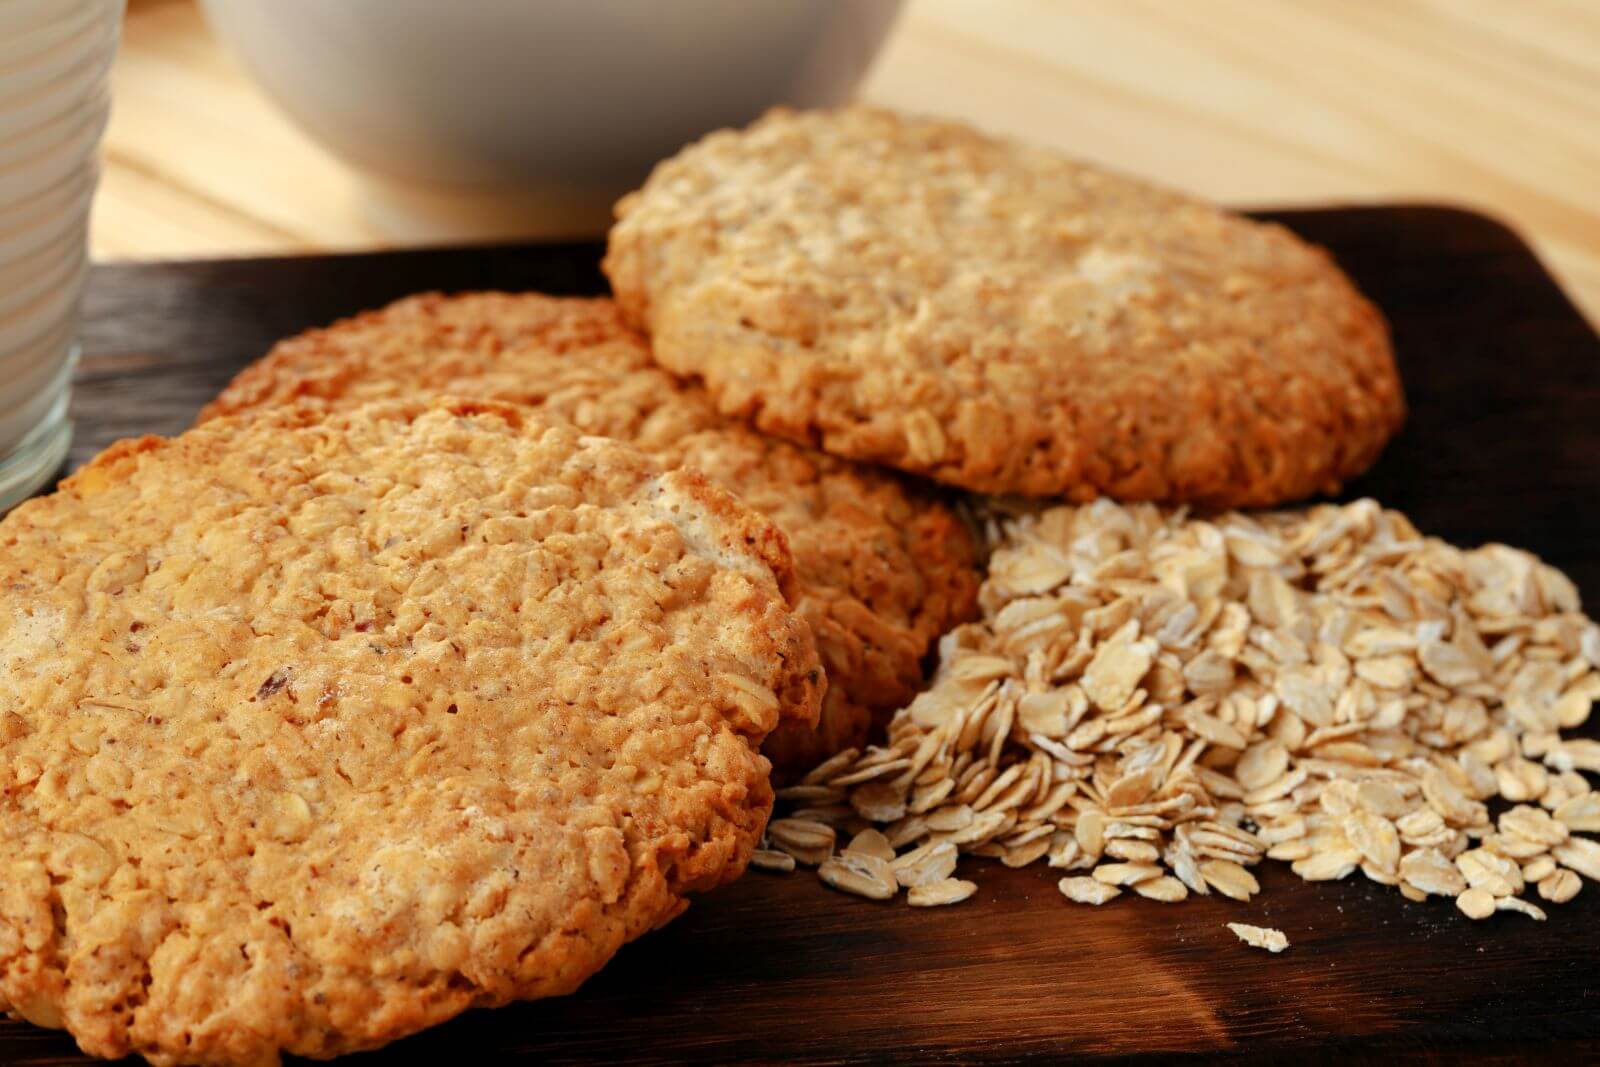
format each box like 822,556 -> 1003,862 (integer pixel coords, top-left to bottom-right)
759,498 -> 1600,924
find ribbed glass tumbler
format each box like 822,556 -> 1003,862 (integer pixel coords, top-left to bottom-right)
0,0 -> 122,511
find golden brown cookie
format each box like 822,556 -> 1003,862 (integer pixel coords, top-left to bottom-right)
201,293 -> 980,773
604,106 -> 1406,507
0,399 -> 820,1065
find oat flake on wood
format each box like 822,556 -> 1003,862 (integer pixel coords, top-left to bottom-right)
762,499 -> 1600,925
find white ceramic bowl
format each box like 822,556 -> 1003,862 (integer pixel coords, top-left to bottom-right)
199,0 -> 903,238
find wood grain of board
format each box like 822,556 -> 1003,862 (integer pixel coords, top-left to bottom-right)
4,205 -> 1599,1064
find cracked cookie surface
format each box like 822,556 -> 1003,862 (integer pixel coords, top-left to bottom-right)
604,106 -> 1405,507
0,399 -> 820,1065
202,294 -> 980,772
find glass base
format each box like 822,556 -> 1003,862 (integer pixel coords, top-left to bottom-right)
0,372 -> 73,513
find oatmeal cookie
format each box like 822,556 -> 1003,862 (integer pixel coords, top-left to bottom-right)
202,293 -> 980,772
604,106 -> 1405,506
0,399 -> 820,1065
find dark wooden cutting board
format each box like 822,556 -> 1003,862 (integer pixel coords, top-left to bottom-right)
4,206 -> 1599,1065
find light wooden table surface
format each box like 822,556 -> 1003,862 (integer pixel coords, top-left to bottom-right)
97,0 -> 1600,324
